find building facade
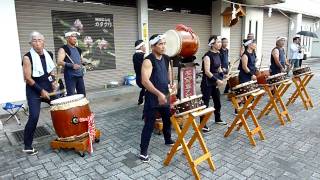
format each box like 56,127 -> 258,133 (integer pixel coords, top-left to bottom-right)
0,0 -> 319,103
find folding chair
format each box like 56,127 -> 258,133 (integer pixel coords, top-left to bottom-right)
2,102 -> 29,125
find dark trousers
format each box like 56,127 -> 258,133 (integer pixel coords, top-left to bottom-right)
140,107 -> 172,155
138,88 -> 145,103
224,83 -> 230,93
24,86 -> 52,149
65,75 -> 86,96
299,59 -> 303,67
200,84 -> 221,122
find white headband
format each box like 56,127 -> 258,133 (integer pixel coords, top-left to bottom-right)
276,36 -> 287,41
243,39 -> 254,47
65,31 -> 80,37
149,34 -> 165,46
208,36 -> 222,47
135,42 -> 145,50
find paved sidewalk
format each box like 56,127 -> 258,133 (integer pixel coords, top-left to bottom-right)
0,59 -> 320,179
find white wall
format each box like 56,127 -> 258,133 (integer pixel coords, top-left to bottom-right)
0,0 -> 26,104
211,1 -> 231,43
243,8 -> 264,66
269,0 -> 320,18
312,28 -> 320,57
300,17 -> 316,57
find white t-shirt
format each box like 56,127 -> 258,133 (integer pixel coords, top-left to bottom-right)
290,43 -> 300,60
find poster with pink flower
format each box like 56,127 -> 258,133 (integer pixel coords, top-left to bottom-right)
51,10 -> 116,70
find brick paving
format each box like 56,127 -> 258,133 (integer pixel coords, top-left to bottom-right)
0,59 -> 320,179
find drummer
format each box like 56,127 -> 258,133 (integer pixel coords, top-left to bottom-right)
200,35 -> 227,133
270,37 -> 290,75
22,31 -> 57,155
133,40 -> 147,105
220,37 -> 230,94
240,33 -> 255,56
238,39 -> 257,83
139,34 -> 176,162
57,31 -> 86,96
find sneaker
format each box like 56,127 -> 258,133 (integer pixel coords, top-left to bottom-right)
215,120 -> 227,125
165,139 -> 175,146
202,126 -> 211,133
139,154 -> 150,163
22,148 -> 38,155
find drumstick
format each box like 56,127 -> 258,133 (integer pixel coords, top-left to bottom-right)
48,89 -> 66,97
223,57 -> 241,81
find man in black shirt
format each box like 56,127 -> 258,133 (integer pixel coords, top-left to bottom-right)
22,31 -> 56,155
132,40 -> 146,105
220,38 -> 230,93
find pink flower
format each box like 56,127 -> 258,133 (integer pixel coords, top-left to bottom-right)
84,36 -> 93,47
98,38 -> 109,50
72,19 -> 83,32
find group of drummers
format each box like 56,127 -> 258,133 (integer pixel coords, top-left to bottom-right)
21,27 -> 303,164
133,31 -> 305,162
22,31 -> 86,155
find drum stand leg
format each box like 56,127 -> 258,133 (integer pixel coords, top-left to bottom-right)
164,108 -> 216,180
286,74 -> 314,110
263,81 -> 292,115
225,91 -> 265,146
50,129 -> 101,157
258,83 -> 292,125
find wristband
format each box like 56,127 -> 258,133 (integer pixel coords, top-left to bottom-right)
65,63 -> 73,69
32,83 -> 43,93
210,76 -> 217,82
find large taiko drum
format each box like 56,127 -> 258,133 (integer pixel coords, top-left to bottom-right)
164,27 -> 199,58
256,68 -> 270,85
228,74 -> 240,89
50,94 -> 90,138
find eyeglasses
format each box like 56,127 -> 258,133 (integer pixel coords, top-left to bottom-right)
31,39 -> 43,43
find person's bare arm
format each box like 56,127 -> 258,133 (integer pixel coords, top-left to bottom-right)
141,59 -> 166,105
203,56 -> 213,78
22,56 -> 50,99
241,54 -> 250,73
57,48 -> 80,70
57,48 -> 66,67
204,56 -> 223,86
272,48 -> 284,70
241,54 -> 256,80
168,60 -> 172,85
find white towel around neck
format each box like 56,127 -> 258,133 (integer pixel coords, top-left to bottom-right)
29,48 -> 55,77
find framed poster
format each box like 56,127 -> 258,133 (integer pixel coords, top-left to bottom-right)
51,10 -> 116,70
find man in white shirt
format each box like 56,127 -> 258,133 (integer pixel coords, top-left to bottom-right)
289,37 -> 301,69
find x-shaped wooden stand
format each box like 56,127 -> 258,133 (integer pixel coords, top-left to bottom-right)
224,90 -> 265,146
258,80 -> 292,125
164,107 -> 215,180
286,73 -> 314,110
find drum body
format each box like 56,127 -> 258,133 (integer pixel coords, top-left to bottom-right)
173,95 -> 204,115
266,73 -> 287,85
232,81 -> 259,96
228,75 -> 239,89
164,29 -> 199,58
293,66 -> 311,76
256,69 -> 270,84
50,94 -> 90,138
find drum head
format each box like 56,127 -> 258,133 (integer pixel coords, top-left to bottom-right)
50,94 -> 84,105
164,30 -> 182,57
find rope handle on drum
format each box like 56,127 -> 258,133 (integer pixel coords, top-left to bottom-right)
176,24 -> 195,38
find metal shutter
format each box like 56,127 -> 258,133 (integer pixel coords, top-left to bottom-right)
148,10 -> 211,63
261,11 -> 289,68
229,17 -> 243,64
15,0 -> 138,90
